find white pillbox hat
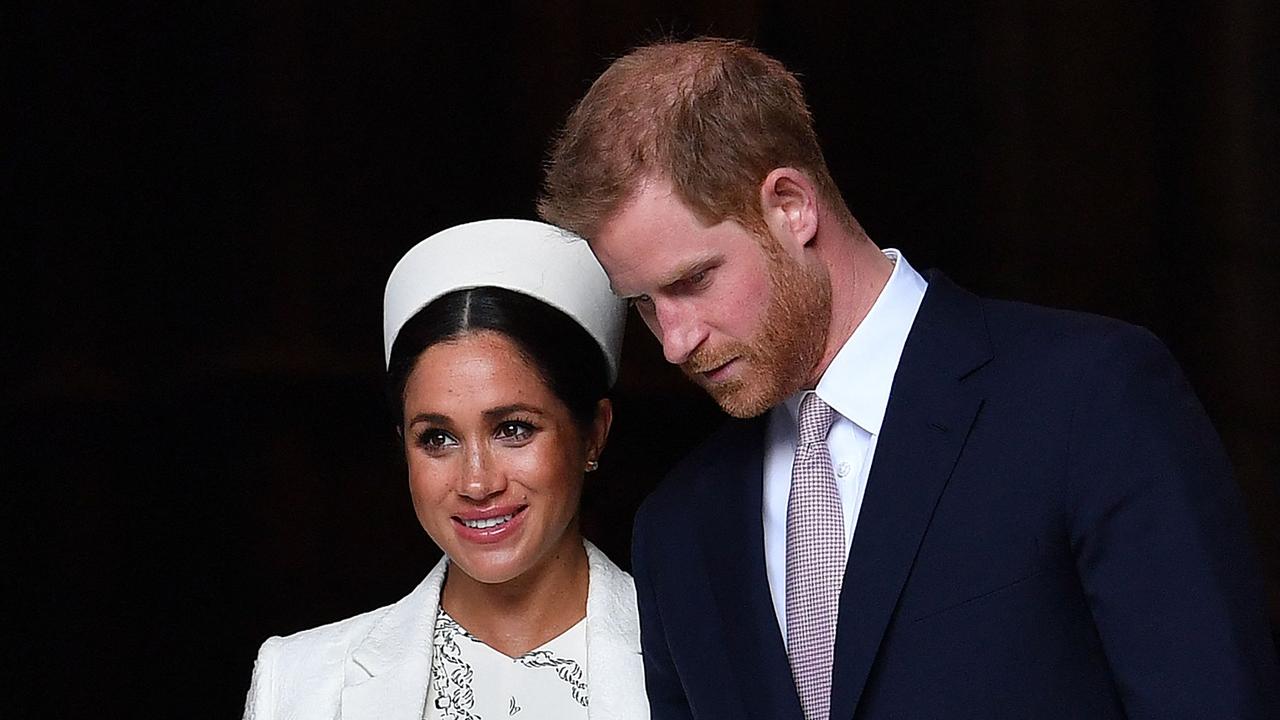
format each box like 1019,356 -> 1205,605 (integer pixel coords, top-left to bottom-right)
382,219 -> 627,384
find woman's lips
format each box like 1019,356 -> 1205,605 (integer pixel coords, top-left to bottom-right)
452,505 -> 527,544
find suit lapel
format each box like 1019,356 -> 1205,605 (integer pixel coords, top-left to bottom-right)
828,273 -> 992,720
697,419 -> 806,720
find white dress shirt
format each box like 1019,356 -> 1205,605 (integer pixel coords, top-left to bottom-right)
764,249 -> 928,639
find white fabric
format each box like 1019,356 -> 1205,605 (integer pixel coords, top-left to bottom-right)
425,611 -> 588,719
382,219 -> 627,383
244,540 -> 648,720
764,248 -> 928,637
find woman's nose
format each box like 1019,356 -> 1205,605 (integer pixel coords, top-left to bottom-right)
457,447 -> 507,500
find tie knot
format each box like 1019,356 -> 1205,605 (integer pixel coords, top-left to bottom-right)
797,393 -> 835,446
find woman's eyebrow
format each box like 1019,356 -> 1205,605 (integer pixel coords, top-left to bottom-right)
406,411 -> 450,427
483,404 -> 545,421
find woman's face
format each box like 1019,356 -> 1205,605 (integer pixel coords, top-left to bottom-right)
401,330 -> 607,587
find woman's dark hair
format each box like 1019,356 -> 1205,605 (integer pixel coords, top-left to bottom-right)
387,287 -> 611,431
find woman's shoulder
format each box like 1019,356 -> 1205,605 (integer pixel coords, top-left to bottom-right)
253,557 -> 449,676
259,602 -> 393,661
245,604 -> 397,719
245,561 -> 450,718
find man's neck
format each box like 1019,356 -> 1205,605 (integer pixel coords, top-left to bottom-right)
810,229 -> 895,385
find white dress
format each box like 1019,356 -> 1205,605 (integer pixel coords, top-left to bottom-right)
425,610 -> 589,719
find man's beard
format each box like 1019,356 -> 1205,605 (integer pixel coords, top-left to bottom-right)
682,241 -> 832,418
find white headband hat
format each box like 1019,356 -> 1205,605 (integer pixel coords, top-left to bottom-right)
383,219 -> 627,384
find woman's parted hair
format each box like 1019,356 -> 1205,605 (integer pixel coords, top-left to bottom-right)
386,287 -> 611,432
538,38 -> 853,239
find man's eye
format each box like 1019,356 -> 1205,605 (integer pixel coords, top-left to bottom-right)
630,295 -> 654,311
687,269 -> 709,286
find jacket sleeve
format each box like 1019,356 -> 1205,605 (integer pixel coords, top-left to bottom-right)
1064,326 -> 1279,718
242,636 -> 281,720
632,502 -> 696,720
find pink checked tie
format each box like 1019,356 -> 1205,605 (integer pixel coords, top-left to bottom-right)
786,393 -> 843,720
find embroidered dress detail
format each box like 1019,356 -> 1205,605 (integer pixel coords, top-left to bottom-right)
425,610 -> 589,720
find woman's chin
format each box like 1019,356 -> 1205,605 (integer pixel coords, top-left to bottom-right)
444,531 -> 584,590
448,546 -> 530,586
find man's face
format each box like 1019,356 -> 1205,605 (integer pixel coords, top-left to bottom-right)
591,179 -> 831,418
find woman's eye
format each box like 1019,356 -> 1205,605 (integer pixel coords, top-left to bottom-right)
417,429 -> 457,450
496,421 -> 534,441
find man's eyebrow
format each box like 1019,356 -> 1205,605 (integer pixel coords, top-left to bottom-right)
653,254 -> 720,291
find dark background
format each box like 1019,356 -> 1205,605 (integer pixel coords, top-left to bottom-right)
10,1 -> 1278,716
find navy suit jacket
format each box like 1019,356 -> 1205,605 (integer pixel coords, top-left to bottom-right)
631,272 -> 1279,719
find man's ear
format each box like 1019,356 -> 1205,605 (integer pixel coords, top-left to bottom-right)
759,167 -> 819,251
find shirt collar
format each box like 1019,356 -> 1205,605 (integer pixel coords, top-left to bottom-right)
781,248 -> 928,436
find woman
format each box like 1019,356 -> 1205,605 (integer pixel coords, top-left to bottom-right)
244,219 -> 648,719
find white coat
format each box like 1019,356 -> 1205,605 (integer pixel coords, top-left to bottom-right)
244,541 -> 649,720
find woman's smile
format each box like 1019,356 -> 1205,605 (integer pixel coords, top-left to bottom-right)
453,504 -> 528,543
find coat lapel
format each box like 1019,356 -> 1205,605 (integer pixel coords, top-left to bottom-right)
583,541 -> 650,720
828,273 -> 992,720
339,544 -> 646,720
339,657 -> 434,720
340,556 -> 447,720
698,419 -> 806,720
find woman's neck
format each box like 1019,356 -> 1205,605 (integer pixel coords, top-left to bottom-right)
439,536 -> 590,657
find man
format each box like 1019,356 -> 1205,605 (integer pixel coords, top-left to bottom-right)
539,39 -> 1279,719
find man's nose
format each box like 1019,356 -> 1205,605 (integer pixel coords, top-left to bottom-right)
652,299 -> 706,366
457,446 -> 506,501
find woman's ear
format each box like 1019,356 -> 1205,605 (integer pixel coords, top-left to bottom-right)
586,398 -> 614,467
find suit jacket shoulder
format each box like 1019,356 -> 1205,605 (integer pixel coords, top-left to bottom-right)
637,417 -> 767,525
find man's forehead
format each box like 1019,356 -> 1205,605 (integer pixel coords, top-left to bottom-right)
590,235 -> 725,300
607,176 -> 685,224
587,176 -> 744,291
585,235 -> 665,296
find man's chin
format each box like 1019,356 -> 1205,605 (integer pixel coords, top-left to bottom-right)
707,380 -> 780,419
685,356 -> 798,418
